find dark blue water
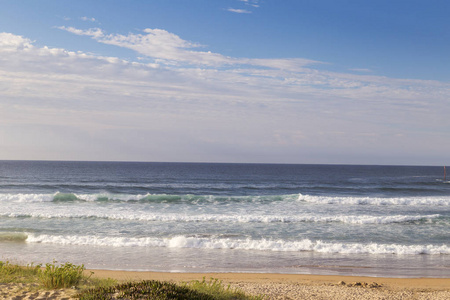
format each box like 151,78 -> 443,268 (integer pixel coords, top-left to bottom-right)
0,161 -> 447,196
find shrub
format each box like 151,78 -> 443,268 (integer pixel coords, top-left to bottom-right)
76,278 -> 264,300
76,280 -> 214,300
39,261 -> 86,289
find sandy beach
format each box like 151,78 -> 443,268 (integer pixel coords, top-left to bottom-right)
1,270 -> 448,299
89,271 -> 450,299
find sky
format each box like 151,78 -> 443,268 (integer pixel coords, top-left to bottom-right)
0,0 -> 449,165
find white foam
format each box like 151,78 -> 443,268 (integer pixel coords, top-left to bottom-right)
298,194 -> 450,206
25,234 -> 450,255
0,193 -> 55,202
0,192 -> 154,203
1,192 -> 449,206
74,193 -> 151,202
0,209 -> 441,224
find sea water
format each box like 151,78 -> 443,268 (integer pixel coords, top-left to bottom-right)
0,161 -> 448,277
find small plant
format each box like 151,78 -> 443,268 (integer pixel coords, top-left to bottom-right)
0,260 -> 41,283
75,278 -> 265,300
76,280 -> 215,300
39,261 -> 86,289
0,259 -> 116,294
185,277 -> 264,300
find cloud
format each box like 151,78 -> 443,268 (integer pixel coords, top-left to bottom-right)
57,26 -> 104,39
1,31 -> 449,163
58,26 -> 228,65
57,26 -> 320,71
0,32 -> 34,51
9,29 -> 449,106
349,68 -> 373,73
80,16 -> 97,22
227,0 -> 260,13
239,0 -> 260,8
227,8 -> 252,14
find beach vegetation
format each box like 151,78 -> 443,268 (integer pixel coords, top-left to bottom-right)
75,278 -> 264,300
76,280 -> 214,300
39,261 -> 87,289
183,277 -> 264,300
1,261 -> 263,299
0,260 -> 41,284
0,260 -> 116,290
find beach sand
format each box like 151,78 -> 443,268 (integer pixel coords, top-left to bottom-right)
1,270 -> 449,299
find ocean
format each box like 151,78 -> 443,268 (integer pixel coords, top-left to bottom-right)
0,161 -> 448,278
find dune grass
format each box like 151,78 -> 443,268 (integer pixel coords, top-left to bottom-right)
39,261 -> 86,288
0,260 -> 42,284
75,278 -> 264,300
183,277 -> 263,300
0,260 -> 117,290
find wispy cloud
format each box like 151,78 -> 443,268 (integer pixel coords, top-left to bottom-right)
227,8 -> 252,14
227,0 -> 260,13
349,68 -> 372,73
58,26 -> 104,38
80,16 -> 97,22
57,26 -> 319,71
239,0 -> 260,7
1,31 -> 449,163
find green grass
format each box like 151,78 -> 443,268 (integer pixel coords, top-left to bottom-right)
39,261 -> 86,289
183,277 -> 264,300
0,260 -> 42,284
75,278 -> 264,300
0,260 -> 117,291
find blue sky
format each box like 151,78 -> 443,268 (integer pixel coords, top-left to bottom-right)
1,0 -> 449,165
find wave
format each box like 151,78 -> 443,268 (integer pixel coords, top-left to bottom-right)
1,192 -> 449,206
24,234 -> 450,255
0,232 -> 28,242
0,192 -> 294,203
0,211 -> 443,225
298,194 -> 450,206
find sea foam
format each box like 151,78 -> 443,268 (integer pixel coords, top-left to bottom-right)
0,210 -> 442,224
298,194 -> 450,206
25,234 -> 450,255
1,192 -> 449,206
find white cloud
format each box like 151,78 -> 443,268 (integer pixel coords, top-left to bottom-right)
245,58 -> 322,72
57,26 -> 104,39
0,32 -> 34,51
57,26 -> 320,71
227,8 -> 252,14
80,16 -> 97,22
1,31 -> 449,164
58,26 -> 226,65
349,68 -> 373,73
239,0 -> 260,7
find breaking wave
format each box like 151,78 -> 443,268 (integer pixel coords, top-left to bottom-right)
25,234 -> 450,255
298,194 -> 450,206
0,232 -> 28,242
0,192 -> 449,206
0,211 -> 444,225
